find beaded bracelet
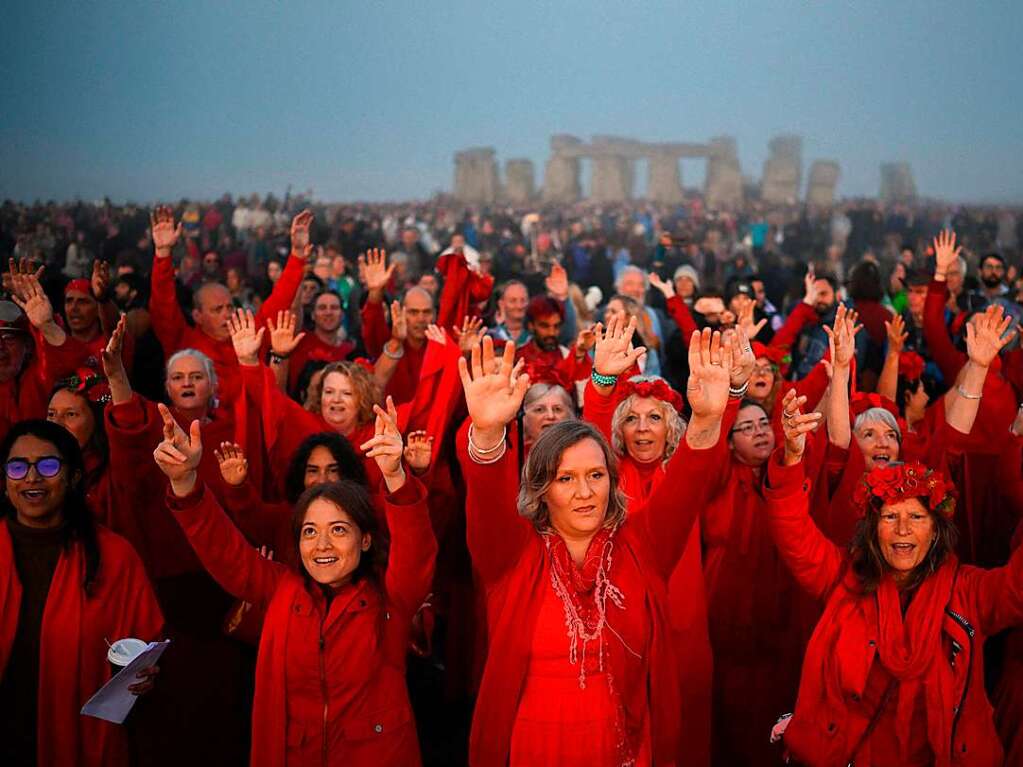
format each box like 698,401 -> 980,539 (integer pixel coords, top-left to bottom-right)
591,369 -> 618,387
728,380 -> 750,399
956,385 -> 982,400
269,352 -> 289,365
383,342 -> 405,360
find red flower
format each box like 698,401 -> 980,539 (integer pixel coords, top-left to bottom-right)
898,351 -> 925,382
619,377 -> 684,413
856,461 -> 955,519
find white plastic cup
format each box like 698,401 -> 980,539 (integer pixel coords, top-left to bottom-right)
107,637 -> 147,670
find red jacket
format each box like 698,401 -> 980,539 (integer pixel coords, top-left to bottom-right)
167,478 -> 436,767
149,252 -> 304,402
766,454 -> 1022,767
359,299 -> 426,405
0,520 -> 163,767
458,416 -> 724,766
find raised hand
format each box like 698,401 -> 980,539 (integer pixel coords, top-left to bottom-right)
884,313 -> 908,355
545,262 -> 569,301
91,259 -> 111,301
150,206 -> 182,256
266,310 -> 306,356
575,325 -> 597,358
823,304 -> 859,375
802,264 -> 816,305
452,315 -> 486,353
385,301 -> 406,344
289,209 -> 314,259
359,396 -> 407,491
648,272 -> 675,299
4,257 -> 44,299
228,308 -> 265,366
358,248 -> 394,298
933,229 -> 961,277
737,299 -> 767,340
780,389 -> 822,465
592,314 -> 645,379
153,402 -> 202,493
724,327 -> 755,390
101,314 -> 132,403
424,324 -> 447,346
966,304 -> 1014,368
403,430 -> 433,475
458,335 -> 530,436
686,328 -> 732,420
11,274 -> 54,329
214,442 -> 249,486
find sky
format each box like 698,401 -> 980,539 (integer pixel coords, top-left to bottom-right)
2,0 -> 1021,204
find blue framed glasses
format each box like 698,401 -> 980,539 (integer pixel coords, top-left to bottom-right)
4,456 -> 63,480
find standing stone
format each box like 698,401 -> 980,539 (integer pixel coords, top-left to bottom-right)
806,160 -> 841,207
879,162 -> 917,204
590,136 -> 634,202
761,135 -> 803,205
646,149 -> 685,204
705,135 -> 744,210
542,135 -> 583,203
503,159 -> 535,205
453,147 -> 499,204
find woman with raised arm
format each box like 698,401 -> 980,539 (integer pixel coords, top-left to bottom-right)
0,420 -> 162,767
581,315 -> 749,767
765,390 -> 1023,767
457,326 -> 732,767
154,395 -> 437,767
820,302 -> 1012,547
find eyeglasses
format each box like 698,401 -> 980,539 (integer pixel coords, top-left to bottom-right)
730,418 -> 772,437
5,456 -> 63,480
752,364 -> 777,376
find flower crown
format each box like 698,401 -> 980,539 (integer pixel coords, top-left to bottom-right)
898,351 -> 925,382
852,461 -> 956,519
58,367 -> 111,405
620,376 -> 684,413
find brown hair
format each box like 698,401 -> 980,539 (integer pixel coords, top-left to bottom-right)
517,420 -> 627,532
290,480 -> 387,584
304,361 -> 382,428
849,497 -> 958,594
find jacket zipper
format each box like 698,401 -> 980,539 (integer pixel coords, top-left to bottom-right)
319,623 -> 328,767
945,607 -> 974,750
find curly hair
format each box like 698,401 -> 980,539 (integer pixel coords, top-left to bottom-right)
610,387 -> 687,467
304,361 -> 382,428
517,420 -> 628,532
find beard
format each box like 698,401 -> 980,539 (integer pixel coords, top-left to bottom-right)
534,335 -> 559,352
981,274 -> 1004,289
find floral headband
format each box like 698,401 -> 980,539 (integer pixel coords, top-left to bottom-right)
899,351 -> 925,382
523,359 -> 573,392
620,376 -> 684,413
852,461 -> 956,519
57,367 -> 111,405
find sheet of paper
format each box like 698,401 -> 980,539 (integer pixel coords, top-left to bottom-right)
81,639 -> 171,724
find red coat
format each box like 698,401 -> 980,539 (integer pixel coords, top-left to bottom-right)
287,333 -> 355,395
167,478 -> 437,767
766,454 -> 1021,767
149,251 -> 304,403
0,520 -> 163,767
458,417 -> 724,766
359,299 -> 426,405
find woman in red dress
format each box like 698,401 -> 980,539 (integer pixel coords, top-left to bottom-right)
457,320 -> 734,767
154,392 -> 437,767
767,389 -> 1023,766
0,419 -> 163,767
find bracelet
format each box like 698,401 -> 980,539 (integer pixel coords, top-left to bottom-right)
956,385 -> 982,400
728,380 -> 750,399
467,424 -> 506,454
468,442 -> 507,465
591,369 -> 618,387
269,352 -> 289,364
383,342 -> 405,360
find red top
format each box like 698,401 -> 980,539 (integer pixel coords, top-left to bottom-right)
766,453 -> 1021,767
287,333 -> 355,394
149,252 -> 304,402
359,298 -> 427,404
0,521 -> 163,767
167,478 -> 436,767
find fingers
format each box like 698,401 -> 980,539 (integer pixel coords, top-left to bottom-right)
188,419 -> 202,450
470,338 -> 483,380
156,402 -> 177,441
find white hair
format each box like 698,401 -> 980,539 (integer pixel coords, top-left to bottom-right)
166,348 -> 218,398
615,265 -> 649,291
853,407 -> 901,443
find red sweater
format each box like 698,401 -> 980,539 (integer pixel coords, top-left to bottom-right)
168,478 -> 436,767
0,521 -> 163,767
766,454 -> 1020,767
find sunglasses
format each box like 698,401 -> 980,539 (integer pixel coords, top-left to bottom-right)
5,456 -> 63,480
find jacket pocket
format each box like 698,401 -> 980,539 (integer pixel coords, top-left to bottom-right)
342,702 -> 413,741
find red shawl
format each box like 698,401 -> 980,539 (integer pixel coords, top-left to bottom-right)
435,250 -> 494,331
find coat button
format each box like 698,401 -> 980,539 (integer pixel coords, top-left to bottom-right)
385,611 -> 391,620
374,724 -> 383,733
868,640 -> 876,647
827,722 -> 836,732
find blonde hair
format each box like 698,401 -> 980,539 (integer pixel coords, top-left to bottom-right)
610,379 -> 687,467
305,361 -> 382,428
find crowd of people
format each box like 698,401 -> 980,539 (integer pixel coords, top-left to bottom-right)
2,190 -> 1023,766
